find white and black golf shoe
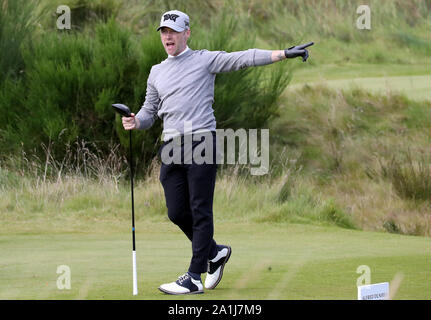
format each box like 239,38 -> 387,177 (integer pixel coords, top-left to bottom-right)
158,273 -> 204,295
205,245 -> 232,290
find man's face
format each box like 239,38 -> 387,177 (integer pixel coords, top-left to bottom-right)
160,27 -> 190,56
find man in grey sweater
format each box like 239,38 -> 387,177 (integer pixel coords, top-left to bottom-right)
122,10 -> 313,295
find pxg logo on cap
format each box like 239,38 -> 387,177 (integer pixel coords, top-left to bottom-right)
157,10 -> 190,32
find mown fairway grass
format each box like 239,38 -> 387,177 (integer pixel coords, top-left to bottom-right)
288,61 -> 431,101
1,221 -> 431,300
291,62 -> 431,83
289,73 -> 431,102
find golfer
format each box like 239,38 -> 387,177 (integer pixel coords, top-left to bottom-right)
121,10 -> 313,295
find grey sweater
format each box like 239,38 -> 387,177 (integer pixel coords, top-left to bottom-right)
135,48 -> 273,141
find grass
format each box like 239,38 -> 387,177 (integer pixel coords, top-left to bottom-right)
2,0 -> 431,301
2,77 -> 431,300
290,63 -> 431,82
0,168 -> 355,231
1,222 -> 431,299
1,156 -> 430,303
2,80 -> 431,238
288,74 -> 431,102
269,84 -> 431,236
376,151 -> 431,202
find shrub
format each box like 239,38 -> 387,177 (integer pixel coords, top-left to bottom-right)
0,0 -> 41,83
0,11 -> 291,177
0,19 -> 148,173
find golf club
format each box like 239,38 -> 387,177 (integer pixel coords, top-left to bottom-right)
112,103 -> 138,296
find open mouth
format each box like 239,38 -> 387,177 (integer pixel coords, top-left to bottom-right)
166,42 -> 175,49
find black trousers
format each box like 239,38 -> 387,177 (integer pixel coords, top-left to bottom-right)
159,132 -> 219,274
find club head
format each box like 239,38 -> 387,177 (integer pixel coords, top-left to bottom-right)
112,103 -> 131,117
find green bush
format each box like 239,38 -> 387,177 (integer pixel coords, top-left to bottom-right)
0,11 -> 290,177
20,19 -> 140,153
0,19 -> 147,169
0,0 -> 40,83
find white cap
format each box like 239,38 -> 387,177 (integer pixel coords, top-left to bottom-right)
157,10 -> 190,32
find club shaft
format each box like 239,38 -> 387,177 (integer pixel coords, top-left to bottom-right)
130,131 -> 136,251
130,130 -> 137,295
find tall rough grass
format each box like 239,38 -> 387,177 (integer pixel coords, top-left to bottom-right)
271,85 -> 431,176
0,157 -> 356,231
375,152 -> 431,202
1,139 -> 127,188
270,85 -> 431,235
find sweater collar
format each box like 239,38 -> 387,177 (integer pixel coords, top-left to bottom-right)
168,46 -> 190,59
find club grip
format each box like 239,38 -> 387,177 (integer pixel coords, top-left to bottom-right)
132,250 -> 138,295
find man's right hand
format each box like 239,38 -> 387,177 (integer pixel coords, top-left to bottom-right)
122,113 -> 137,130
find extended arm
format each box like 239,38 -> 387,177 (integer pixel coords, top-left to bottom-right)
206,42 -> 314,73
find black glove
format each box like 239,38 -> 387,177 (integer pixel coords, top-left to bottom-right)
284,42 -> 314,62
